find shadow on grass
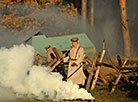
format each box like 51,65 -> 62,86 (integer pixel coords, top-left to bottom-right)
89,79 -> 138,102
110,80 -> 138,100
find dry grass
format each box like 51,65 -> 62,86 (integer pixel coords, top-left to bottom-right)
89,84 -> 138,102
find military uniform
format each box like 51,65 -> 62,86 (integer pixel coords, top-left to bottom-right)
64,38 -> 86,85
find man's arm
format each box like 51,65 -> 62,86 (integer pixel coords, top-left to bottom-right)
63,56 -> 69,63
63,47 -> 72,63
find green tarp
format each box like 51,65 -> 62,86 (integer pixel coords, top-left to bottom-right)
25,33 -> 96,60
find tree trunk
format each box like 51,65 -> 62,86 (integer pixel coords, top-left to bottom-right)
81,0 -> 87,21
131,0 -> 136,56
81,0 -> 87,32
120,0 -> 131,57
90,0 -> 95,32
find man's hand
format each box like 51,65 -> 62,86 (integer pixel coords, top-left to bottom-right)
71,63 -> 77,67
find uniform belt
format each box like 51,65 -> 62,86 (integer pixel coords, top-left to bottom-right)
69,57 -> 77,61
70,59 -> 77,61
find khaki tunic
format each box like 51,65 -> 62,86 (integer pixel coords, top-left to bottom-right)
47,48 -> 63,67
64,44 -> 86,85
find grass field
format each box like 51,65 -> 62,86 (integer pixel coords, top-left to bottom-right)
89,84 -> 138,102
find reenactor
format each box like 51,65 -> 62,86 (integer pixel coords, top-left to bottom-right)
63,37 -> 86,86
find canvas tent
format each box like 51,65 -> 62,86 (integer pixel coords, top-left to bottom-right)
25,32 -> 96,60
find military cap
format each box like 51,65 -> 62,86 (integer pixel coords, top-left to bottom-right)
70,37 -> 79,42
45,45 -> 51,49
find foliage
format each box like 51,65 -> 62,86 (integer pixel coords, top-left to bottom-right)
0,0 -> 78,34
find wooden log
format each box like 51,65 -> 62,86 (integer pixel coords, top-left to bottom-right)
98,62 -> 114,68
120,59 -> 129,82
91,49 -> 106,90
85,57 -> 93,67
110,58 -> 128,93
49,60 -> 61,73
121,70 -> 138,74
107,60 -> 128,82
49,49 -> 70,73
107,58 -> 129,83
34,50 -> 47,61
98,72 -> 108,85
107,57 -> 129,83
107,59 -> 120,72
119,67 -> 138,70
110,72 -> 122,94
97,62 -> 138,71
85,55 -> 97,90
117,55 -> 122,67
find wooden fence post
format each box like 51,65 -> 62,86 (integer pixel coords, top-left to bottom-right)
85,55 -> 98,90
110,58 -> 128,94
91,41 -> 106,90
110,72 -> 122,94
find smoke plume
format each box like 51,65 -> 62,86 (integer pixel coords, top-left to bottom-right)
0,0 -> 138,57
0,44 -> 94,101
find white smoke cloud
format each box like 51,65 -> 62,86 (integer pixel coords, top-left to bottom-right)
0,86 -> 16,102
0,44 -> 94,101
